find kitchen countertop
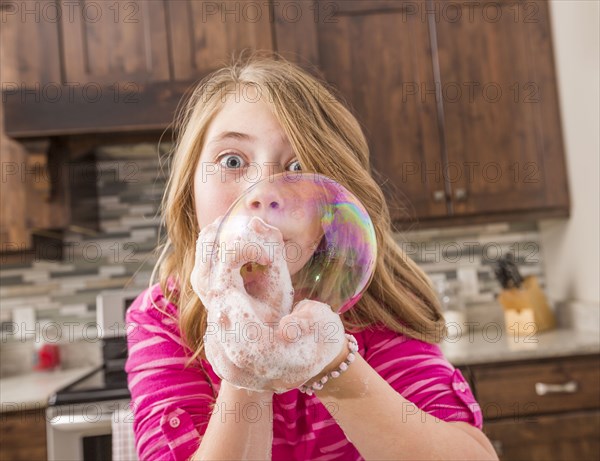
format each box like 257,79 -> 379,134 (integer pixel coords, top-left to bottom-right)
441,327 -> 600,367
0,366 -> 97,413
1,328 -> 598,411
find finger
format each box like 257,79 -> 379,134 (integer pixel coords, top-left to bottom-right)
293,299 -> 339,323
278,313 -> 311,342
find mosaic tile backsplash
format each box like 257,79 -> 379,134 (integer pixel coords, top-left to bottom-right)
0,143 -> 547,373
1,143 -> 168,324
393,221 -> 544,304
0,143 -> 169,375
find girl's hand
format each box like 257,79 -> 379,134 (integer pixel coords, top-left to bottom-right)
191,215 -> 347,393
273,298 -> 347,390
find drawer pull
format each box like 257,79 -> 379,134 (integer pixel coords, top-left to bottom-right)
433,190 -> 446,202
455,188 -> 468,201
535,380 -> 578,396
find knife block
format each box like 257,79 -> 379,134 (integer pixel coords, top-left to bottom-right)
498,276 -> 556,336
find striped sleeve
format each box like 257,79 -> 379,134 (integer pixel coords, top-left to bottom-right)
361,326 -> 483,429
125,285 -> 216,461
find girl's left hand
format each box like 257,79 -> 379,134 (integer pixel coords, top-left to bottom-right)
191,215 -> 347,393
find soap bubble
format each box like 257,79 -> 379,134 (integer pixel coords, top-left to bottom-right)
206,172 -> 377,314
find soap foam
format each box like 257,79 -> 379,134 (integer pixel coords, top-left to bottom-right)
192,215 -> 346,393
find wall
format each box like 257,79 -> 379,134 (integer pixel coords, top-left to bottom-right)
539,1 -> 600,307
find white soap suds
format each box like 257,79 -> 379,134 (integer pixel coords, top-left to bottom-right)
191,215 -> 346,393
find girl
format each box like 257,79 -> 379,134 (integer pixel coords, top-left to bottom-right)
125,52 -> 498,461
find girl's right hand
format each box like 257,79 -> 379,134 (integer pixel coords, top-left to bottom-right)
190,215 -> 347,393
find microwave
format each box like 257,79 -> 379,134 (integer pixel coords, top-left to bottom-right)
96,288 -> 143,339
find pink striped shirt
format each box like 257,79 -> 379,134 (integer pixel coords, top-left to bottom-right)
125,282 -> 483,461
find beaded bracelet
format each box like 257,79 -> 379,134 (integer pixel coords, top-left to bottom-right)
299,334 -> 359,396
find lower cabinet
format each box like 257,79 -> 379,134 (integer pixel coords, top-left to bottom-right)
0,408 -> 47,461
484,410 -> 600,461
461,354 -> 600,461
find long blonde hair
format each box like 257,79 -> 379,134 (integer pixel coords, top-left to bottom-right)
151,51 -> 446,364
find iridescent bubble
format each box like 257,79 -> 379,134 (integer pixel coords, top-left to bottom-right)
208,172 -> 377,314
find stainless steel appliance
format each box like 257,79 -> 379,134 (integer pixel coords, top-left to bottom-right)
96,288 -> 142,339
46,394 -> 131,460
46,288 -> 140,460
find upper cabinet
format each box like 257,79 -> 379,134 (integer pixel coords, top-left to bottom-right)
274,1 -> 448,220
1,0 -> 569,229
274,0 -> 569,224
434,0 -> 569,218
1,0 -> 274,136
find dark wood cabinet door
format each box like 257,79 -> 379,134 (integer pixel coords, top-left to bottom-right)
274,0 -> 448,221
61,0 -> 274,85
0,409 -> 47,461
434,0 -> 569,216
165,0 -> 273,81
0,0 -> 62,87
2,0 -> 275,136
484,410 -> 600,461
60,1 -> 170,85
61,0 -> 274,83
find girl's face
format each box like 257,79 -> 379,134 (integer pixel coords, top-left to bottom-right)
193,86 -> 322,274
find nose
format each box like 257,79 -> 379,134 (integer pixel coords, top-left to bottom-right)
244,187 -> 285,212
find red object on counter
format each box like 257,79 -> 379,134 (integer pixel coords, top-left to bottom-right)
35,343 -> 61,370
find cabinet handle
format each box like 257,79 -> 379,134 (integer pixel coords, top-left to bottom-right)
455,188 -> 468,201
433,190 -> 446,202
535,380 -> 578,396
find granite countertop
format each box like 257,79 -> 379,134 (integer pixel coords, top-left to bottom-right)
0,366 -> 97,413
441,327 -> 600,367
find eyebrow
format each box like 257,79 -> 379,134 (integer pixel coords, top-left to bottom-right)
208,131 -> 256,145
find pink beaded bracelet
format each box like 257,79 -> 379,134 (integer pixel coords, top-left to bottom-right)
298,334 -> 359,396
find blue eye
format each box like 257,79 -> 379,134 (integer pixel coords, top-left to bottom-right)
287,160 -> 302,172
218,153 -> 245,169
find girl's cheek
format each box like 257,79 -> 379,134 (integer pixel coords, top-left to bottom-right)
202,186 -> 243,226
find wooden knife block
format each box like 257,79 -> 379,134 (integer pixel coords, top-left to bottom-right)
498,276 -> 556,335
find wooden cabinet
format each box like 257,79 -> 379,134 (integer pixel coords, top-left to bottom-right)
1,0 -> 571,233
0,127 -> 164,258
1,0 -> 275,135
274,0 -> 447,220
0,108 -> 69,256
0,408 -> 47,461
461,354 -> 600,461
434,0 -> 569,219
274,0 -> 569,225
484,410 -> 600,461
275,1 -> 447,219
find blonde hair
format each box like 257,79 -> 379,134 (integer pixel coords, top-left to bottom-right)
151,51 -> 446,364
